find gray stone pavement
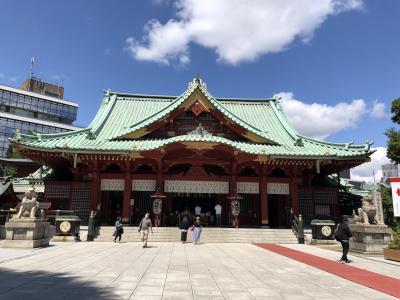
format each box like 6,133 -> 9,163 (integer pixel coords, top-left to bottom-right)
0,242 -> 397,300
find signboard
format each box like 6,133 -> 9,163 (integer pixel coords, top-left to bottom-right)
390,178 -> 400,217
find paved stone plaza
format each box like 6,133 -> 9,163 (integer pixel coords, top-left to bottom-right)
0,242 -> 398,300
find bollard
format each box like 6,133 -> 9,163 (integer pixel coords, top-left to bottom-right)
298,214 -> 305,244
87,211 -> 95,241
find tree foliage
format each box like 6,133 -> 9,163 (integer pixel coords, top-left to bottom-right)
381,186 -> 400,229
386,98 -> 400,164
0,165 -> 17,178
390,98 -> 400,124
385,128 -> 400,164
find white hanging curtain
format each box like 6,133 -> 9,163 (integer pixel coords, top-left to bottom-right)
164,180 -> 229,194
237,182 -> 259,194
132,180 -> 156,191
100,179 -> 124,191
267,183 -> 290,195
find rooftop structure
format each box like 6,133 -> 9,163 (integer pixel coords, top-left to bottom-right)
0,81 -> 80,158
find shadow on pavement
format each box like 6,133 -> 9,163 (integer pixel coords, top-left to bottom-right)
0,268 -> 120,300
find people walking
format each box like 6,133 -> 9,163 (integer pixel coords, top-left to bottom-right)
179,216 -> 190,243
192,216 -> 202,245
113,217 -> 123,243
215,203 -> 222,227
138,213 -> 153,248
336,216 -> 353,263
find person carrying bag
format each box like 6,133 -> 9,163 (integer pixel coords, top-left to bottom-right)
336,216 -> 353,263
113,217 -> 123,243
138,212 -> 153,248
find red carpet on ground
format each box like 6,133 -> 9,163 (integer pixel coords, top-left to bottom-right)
254,243 -> 400,298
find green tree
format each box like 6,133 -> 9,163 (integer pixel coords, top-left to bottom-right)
381,186 -> 400,229
0,165 -> 17,178
386,98 -> 400,163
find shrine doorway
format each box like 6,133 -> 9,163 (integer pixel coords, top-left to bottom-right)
171,193 -> 217,226
100,191 -> 123,225
268,194 -> 290,228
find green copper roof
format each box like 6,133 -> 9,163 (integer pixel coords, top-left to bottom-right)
13,77 -> 373,160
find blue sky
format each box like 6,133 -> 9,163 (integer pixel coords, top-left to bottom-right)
0,0 -> 399,180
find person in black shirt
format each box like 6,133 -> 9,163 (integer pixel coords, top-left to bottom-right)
179,216 -> 190,243
337,216 -> 353,263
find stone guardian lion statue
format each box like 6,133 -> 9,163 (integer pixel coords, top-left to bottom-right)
352,196 -> 379,225
15,186 -> 39,219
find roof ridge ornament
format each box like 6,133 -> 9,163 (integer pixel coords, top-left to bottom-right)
345,141 -> 354,150
187,74 -> 207,91
294,137 -> 303,146
86,130 -> 96,140
14,129 -> 21,141
188,123 -> 212,138
103,89 -> 112,104
364,140 -> 373,151
274,97 -> 282,110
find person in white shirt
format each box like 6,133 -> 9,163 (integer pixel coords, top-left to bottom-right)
194,205 -> 201,216
215,203 -> 222,227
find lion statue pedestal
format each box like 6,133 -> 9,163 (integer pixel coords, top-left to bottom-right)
349,194 -> 390,255
2,187 -> 53,248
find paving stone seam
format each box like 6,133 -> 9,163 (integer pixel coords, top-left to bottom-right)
129,241 -> 164,299
161,241 -> 176,300
183,242 -> 195,300
108,242 -> 149,288
214,243 -> 259,299
196,244 -> 227,300
46,244 -> 124,299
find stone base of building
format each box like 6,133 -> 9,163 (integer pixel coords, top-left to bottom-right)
311,238 -> 337,245
349,224 -> 391,255
52,235 -> 77,242
2,218 -> 53,248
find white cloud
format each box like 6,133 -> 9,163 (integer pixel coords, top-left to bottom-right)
275,92 -> 367,140
351,147 -> 390,182
370,100 -> 386,119
126,0 -> 363,65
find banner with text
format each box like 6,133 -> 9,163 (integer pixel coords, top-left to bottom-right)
390,178 -> 400,217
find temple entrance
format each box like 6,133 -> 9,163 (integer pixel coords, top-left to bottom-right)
100,191 -> 123,225
172,194 -> 217,226
268,194 -> 290,228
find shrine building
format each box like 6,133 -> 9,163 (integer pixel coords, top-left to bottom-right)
11,77 -> 372,227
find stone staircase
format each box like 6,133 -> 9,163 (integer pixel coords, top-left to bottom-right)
94,227 -> 298,243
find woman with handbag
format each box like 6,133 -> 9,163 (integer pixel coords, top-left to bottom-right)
192,216 -> 202,245
113,216 -> 123,243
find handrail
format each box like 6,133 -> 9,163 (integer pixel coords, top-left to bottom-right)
87,210 -> 95,241
290,212 -> 304,244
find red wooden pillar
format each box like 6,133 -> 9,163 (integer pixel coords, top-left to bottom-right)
122,172 -> 132,223
260,176 -> 268,225
290,176 -> 299,214
90,171 -> 100,211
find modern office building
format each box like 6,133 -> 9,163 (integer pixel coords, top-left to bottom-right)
0,79 -> 80,158
382,163 -> 399,186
